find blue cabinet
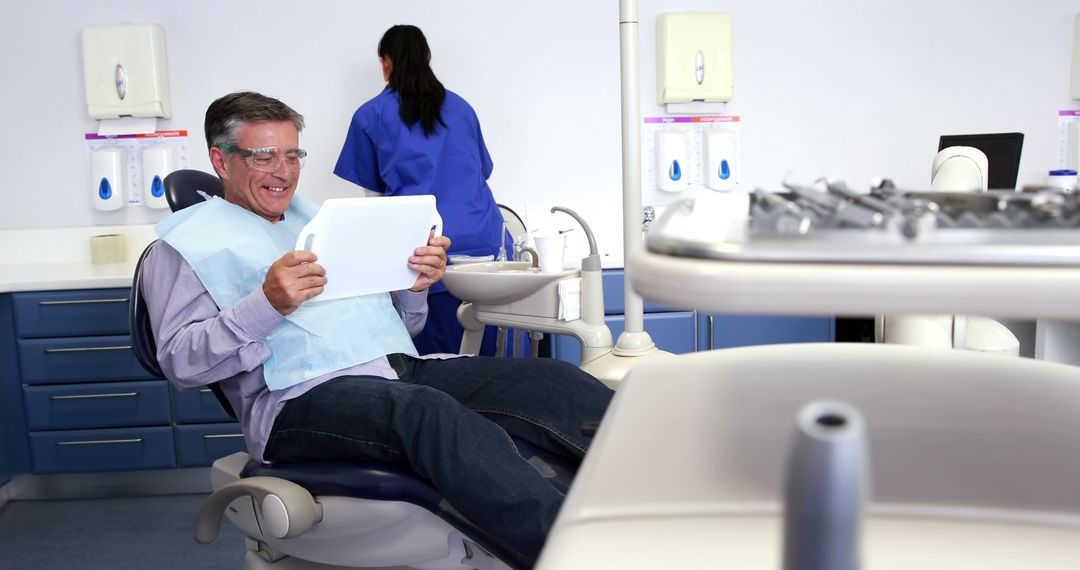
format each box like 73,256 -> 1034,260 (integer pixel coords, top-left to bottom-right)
0,293 -> 30,476
3,288 -> 244,476
172,386 -> 246,465
23,381 -> 172,431
0,403 -> 8,487
17,335 -> 156,384
172,386 -> 236,423
175,423 -> 246,468
29,427 -> 176,474
698,314 -> 835,350
12,290 -> 130,337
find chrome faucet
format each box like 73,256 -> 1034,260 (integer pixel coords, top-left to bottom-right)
513,235 -> 539,268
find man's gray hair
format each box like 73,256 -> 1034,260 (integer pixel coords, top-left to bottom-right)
204,91 -> 305,150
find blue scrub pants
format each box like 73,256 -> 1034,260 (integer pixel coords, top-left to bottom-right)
412,291 -> 499,356
263,354 -> 613,565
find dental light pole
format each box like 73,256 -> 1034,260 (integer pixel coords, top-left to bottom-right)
579,0 -> 675,383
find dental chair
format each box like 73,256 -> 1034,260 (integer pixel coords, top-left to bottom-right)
539,343 -> 1080,568
131,170 -> 576,570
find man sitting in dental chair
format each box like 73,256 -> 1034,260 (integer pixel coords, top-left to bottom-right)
140,91 -> 613,564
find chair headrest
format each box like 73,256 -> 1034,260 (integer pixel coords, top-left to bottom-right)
163,169 -> 224,212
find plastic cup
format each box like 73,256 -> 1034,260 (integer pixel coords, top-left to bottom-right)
533,234 -> 567,273
1047,170 -> 1078,193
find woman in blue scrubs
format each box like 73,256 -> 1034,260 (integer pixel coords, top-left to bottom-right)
335,25 -> 503,356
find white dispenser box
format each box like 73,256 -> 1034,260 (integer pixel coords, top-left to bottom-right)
655,130 -> 691,193
656,12 -> 734,105
90,147 -> 126,211
82,24 -> 171,119
141,144 -> 177,209
704,128 -> 736,191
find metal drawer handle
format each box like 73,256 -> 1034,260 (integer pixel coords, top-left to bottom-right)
39,298 -> 129,306
199,388 -> 214,393
708,315 -> 715,349
202,434 -> 244,440
44,345 -> 133,353
49,392 -> 139,400
55,437 -> 145,446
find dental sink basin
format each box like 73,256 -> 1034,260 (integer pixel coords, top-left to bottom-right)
443,261 -> 579,309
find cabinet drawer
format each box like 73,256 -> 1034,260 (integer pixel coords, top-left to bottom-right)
13,289 -> 130,338
24,381 -> 171,431
29,426 -> 176,474
175,423 -> 246,468
173,386 -> 235,423
18,335 -> 155,384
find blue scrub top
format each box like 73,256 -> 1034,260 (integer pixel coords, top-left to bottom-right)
334,88 -> 503,265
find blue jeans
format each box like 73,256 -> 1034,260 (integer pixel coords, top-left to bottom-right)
263,354 -> 613,565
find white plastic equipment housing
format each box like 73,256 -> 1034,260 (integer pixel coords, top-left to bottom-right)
931,146 -> 988,192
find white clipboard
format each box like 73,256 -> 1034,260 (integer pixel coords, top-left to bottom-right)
294,196 -> 443,300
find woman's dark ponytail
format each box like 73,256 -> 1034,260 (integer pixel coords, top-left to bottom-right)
378,25 -> 446,136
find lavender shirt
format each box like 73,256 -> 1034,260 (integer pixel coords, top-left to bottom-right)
140,240 -> 434,463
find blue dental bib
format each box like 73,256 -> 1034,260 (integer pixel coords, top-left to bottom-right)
156,194 -> 417,391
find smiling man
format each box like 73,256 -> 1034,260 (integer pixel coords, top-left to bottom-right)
138,91 -> 613,566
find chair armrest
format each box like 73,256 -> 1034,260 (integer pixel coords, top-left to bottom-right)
195,476 -> 324,543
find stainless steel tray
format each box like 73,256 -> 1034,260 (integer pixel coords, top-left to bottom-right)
647,194 -> 1080,268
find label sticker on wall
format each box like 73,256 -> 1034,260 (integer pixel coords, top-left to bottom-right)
84,130 -> 188,208
1058,110 -> 1080,171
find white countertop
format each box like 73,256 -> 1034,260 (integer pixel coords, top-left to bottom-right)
0,222 -> 627,295
0,224 -> 626,294
0,225 -> 157,293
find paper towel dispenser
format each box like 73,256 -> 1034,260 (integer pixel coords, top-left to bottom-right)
82,23 -> 171,119
656,12 -> 733,105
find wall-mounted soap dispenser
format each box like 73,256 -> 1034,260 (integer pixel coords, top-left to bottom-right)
142,144 -> 176,209
656,12 -> 734,106
655,130 -> 691,193
82,24 -> 171,119
90,147 -> 126,211
705,129 -> 736,191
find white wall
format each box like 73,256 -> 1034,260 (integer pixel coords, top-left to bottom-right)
1,0 -> 1077,259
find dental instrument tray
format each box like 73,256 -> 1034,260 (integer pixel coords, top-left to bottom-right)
647,182 -> 1080,267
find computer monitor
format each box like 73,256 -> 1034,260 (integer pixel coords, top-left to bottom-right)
938,132 -> 1024,190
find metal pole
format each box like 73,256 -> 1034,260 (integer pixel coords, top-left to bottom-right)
617,0 -> 656,353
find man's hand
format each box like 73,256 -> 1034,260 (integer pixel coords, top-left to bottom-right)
409,232 -> 451,292
263,251 -> 327,315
